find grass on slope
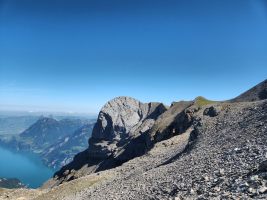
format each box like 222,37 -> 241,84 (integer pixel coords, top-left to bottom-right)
194,96 -> 217,107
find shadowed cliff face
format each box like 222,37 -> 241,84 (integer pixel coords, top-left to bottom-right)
52,96 -> 167,184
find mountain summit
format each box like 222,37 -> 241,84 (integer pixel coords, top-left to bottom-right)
52,96 -> 167,182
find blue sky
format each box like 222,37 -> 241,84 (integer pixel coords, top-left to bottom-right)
0,0 -> 267,114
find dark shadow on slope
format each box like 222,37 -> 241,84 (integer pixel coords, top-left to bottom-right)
96,131 -> 152,172
53,149 -> 101,179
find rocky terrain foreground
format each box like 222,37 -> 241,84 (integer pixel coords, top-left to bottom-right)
0,80 -> 267,200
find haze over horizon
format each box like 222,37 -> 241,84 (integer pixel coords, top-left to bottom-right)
1,0 -> 267,114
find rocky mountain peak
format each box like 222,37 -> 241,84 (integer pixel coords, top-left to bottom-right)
91,96 -> 167,142
89,96 -> 167,159
52,97 -> 167,181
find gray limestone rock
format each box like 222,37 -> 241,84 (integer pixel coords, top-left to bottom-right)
52,96 -> 167,184
88,96 -> 167,160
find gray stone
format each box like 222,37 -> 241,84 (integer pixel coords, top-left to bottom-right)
203,106 -> 220,117
51,96 -> 167,184
258,160 -> 267,172
89,96 -> 167,160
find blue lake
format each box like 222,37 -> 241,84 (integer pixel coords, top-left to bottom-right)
0,145 -> 55,188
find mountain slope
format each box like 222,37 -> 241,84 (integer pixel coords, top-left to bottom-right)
2,98 -> 266,200
0,115 -> 39,135
20,117 -> 87,149
231,79 -> 267,102
71,100 -> 267,200
41,123 -> 95,168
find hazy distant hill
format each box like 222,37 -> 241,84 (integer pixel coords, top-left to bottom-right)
0,116 -> 39,135
20,117 -> 87,149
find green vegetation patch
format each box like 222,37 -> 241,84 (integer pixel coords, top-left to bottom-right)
194,96 -> 217,107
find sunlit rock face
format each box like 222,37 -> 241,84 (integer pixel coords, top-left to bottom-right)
89,96 -> 168,159
52,96 -> 167,184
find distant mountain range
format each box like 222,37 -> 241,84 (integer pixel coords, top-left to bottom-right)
41,123 -> 95,168
20,117 -> 88,150
0,116 -> 40,135
0,117 -> 96,169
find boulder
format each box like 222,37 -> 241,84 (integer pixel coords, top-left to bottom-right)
258,160 -> 267,172
203,106 -> 220,117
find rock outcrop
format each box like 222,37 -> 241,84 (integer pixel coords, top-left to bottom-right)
88,96 -> 167,160
148,100 -> 194,142
203,105 -> 221,117
51,96 -> 167,184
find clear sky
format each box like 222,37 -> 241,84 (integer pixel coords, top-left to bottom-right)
0,0 -> 267,114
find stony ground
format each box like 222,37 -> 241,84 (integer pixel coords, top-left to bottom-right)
1,99 -> 266,200
71,100 -> 267,200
